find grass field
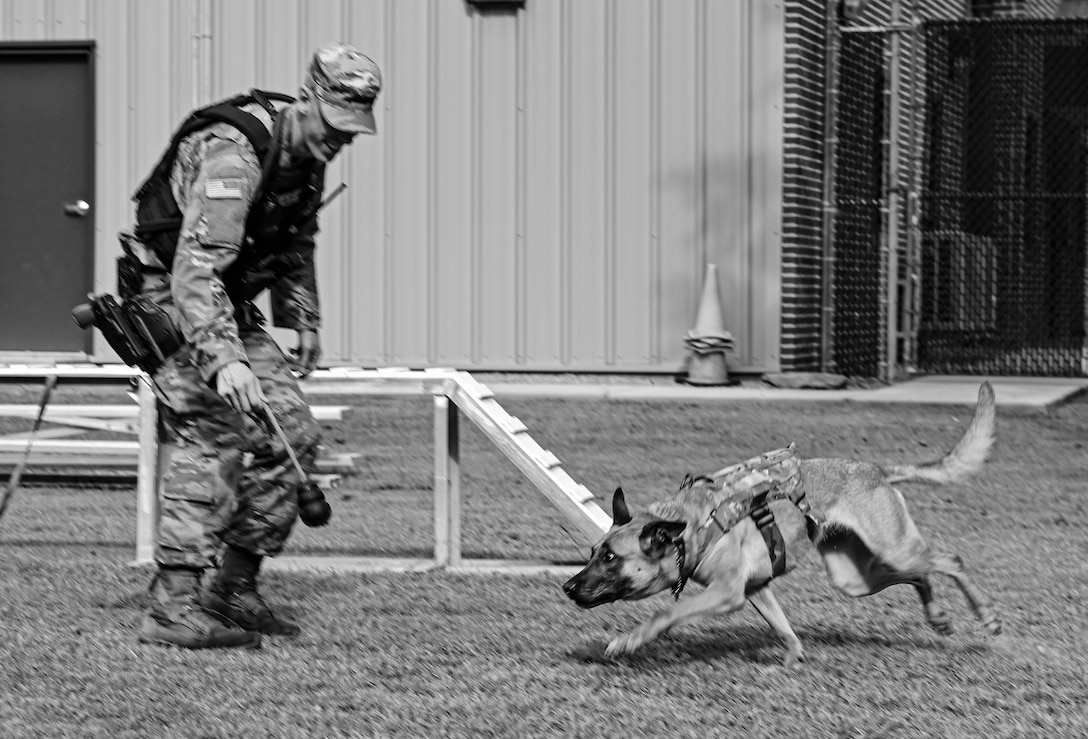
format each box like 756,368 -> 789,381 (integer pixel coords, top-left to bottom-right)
1,380 -> 1086,738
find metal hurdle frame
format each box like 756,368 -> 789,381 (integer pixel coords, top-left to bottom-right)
132,367 -> 611,570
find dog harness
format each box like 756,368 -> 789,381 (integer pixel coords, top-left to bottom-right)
670,444 -> 825,599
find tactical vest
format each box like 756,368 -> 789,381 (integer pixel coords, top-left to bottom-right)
131,89 -> 325,284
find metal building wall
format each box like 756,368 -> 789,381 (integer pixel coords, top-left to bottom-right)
0,0 -> 786,374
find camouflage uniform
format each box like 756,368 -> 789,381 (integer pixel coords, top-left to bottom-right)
142,44 -> 381,571
133,43 -> 381,648
144,100 -> 322,570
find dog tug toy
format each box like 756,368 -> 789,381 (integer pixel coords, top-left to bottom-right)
0,375 -> 59,527
260,404 -> 332,528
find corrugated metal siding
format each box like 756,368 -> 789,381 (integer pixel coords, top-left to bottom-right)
0,0 -> 787,374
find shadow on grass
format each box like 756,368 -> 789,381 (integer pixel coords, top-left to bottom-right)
564,621 -> 982,668
0,538 -> 132,551
564,624 -> 784,668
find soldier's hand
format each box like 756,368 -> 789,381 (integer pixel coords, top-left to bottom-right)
291,329 -> 321,377
216,360 -> 266,414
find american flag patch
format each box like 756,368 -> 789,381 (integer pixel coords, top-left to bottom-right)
205,178 -> 244,199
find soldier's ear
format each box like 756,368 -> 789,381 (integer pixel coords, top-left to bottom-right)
638,520 -> 686,560
611,487 -> 632,526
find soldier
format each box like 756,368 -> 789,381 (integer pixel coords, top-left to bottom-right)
133,43 -> 381,649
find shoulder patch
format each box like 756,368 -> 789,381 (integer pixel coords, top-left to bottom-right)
205,178 -> 245,200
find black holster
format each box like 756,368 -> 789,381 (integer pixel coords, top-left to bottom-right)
72,294 -> 183,375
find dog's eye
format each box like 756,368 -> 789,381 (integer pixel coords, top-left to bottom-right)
601,550 -> 615,562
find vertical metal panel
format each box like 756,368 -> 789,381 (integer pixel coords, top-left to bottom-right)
748,0 -> 786,369
213,0 -> 261,94
52,0 -> 89,37
387,0 -> 432,363
657,0 -> 703,363
339,0 -> 389,364
612,0 -> 654,365
4,0 -> 45,38
86,0 -> 129,309
566,0 -> 609,365
522,0 -> 564,364
1,0 -> 787,374
431,0 -> 474,366
476,10 -> 519,364
254,0 -> 306,91
706,0 -> 750,365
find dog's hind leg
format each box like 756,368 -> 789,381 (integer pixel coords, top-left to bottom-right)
818,526 -> 961,635
930,551 -> 1003,635
747,587 -> 805,668
910,576 -> 954,636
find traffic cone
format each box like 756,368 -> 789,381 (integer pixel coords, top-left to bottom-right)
682,264 -> 734,386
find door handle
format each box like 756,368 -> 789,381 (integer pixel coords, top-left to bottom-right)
64,200 -> 91,217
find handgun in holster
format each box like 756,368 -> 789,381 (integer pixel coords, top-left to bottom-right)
71,231 -> 184,374
72,293 -> 183,375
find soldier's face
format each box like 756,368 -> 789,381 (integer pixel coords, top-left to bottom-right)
296,101 -> 356,162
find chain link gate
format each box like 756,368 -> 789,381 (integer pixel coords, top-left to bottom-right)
829,11 -> 920,382
915,19 -> 1088,376
831,28 -> 890,379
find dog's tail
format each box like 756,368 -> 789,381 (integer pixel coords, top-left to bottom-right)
883,381 -> 996,486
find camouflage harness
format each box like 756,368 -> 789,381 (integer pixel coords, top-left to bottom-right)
671,444 -> 824,600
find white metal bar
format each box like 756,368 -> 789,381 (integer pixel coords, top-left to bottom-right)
0,440 -> 138,454
134,379 -> 159,565
0,404 -> 349,420
432,394 -> 462,567
0,428 -> 86,442
448,375 -> 610,545
5,366 -> 606,568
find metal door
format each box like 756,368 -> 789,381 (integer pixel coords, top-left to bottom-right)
0,42 -> 95,356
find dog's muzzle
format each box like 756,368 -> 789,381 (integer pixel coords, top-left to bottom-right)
562,570 -> 623,608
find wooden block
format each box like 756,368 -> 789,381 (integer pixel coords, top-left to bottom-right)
531,449 -> 561,469
496,414 -> 528,435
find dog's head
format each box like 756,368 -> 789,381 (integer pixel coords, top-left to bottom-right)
562,488 -> 687,608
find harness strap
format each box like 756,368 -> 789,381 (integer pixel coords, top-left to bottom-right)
670,538 -> 687,600
132,90 -> 294,267
672,447 -> 810,596
750,494 -> 787,579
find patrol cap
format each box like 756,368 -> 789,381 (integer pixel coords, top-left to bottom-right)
305,42 -> 382,134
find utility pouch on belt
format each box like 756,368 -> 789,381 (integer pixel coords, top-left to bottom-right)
71,294 -> 183,374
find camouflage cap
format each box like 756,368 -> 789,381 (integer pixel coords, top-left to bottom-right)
305,42 -> 382,134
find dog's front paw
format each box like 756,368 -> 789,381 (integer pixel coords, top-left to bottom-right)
783,648 -> 805,670
605,632 -> 643,658
981,610 -> 1003,636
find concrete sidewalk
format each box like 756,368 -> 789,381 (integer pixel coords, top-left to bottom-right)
480,375 -> 1088,409
2,364 -> 1086,410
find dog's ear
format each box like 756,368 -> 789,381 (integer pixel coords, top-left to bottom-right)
638,520 -> 686,559
611,487 -> 632,526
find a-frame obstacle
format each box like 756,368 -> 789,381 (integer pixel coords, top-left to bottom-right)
129,368 -> 612,573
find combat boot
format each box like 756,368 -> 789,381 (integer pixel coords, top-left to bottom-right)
200,547 -> 301,636
138,566 -> 261,649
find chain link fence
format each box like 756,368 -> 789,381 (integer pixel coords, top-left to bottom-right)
830,12 -> 1088,378
916,19 -> 1088,376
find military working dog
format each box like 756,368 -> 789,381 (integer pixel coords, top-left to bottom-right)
563,382 -> 1002,667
